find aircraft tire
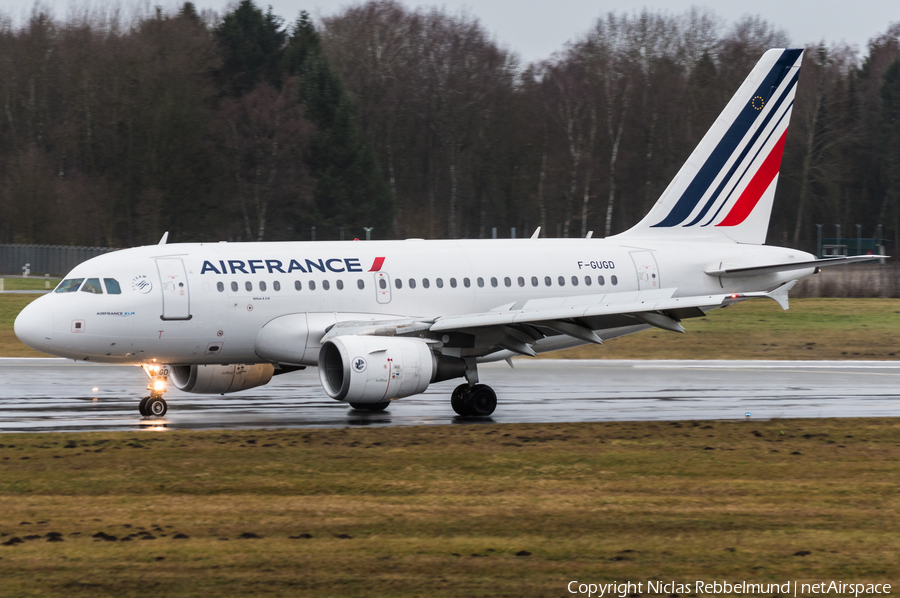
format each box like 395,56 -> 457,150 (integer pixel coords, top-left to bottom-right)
451,384 -> 470,416
147,397 -> 168,418
349,402 -> 390,412
138,396 -> 150,416
465,384 -> 497,417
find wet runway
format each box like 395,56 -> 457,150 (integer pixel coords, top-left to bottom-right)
1,358 -> 898,433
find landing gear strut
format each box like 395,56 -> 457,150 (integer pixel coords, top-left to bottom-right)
140,364 -> 169,417
451,383 -> 497,417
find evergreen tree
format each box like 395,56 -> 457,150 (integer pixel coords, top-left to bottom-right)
214,0 -> 287,97
284,12 -> 393,238
880,59 -> 900,252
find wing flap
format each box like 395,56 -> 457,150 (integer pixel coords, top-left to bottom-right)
430,288 -> 751,332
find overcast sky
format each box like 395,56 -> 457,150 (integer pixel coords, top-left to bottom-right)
3,0 -> 898,64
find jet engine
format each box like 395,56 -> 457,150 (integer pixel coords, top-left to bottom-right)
169,364 -> 275,394
318,336 -> 465,403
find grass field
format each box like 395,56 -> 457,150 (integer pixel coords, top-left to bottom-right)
0,419 -> 897,596
2,294 -> 899,359
0,277 -> 59,291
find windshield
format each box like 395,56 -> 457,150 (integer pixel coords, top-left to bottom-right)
81,278 -> 103,294
55,278 -> 84,293
104,278 -> 121,294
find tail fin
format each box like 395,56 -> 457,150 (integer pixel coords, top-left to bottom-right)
619,48 -> 803,244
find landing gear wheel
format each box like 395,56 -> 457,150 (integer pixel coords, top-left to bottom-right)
349,402 -> 390,412
138,397 -> 151,416
464,384 -> 497,417
146,397 -> 168,417
451,384 -> 470,416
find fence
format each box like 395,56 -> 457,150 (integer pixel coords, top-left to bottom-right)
0,244 -> 119,277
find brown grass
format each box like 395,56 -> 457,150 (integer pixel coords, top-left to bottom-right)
0,419 -> 898,596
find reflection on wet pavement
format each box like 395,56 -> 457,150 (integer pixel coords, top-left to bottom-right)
1,358 -> 898,433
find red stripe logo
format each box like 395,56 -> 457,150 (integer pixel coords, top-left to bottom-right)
369,257 -> 386,272
717,128 -> 788,227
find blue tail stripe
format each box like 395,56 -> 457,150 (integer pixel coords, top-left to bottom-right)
686,69 -> 799,227
651,49 -> 802,228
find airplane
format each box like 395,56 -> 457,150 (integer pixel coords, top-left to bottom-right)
14,48 -> 878,419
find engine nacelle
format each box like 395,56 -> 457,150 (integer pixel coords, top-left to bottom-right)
169,364 -> 275,394
319,336 -> 463,403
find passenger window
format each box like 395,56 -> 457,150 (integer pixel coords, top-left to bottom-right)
358,279 -> 365,290
423,278 -> 430,289
611,275 -> 618,285
337,280 -> 344,290
232,281 -> 239,292
104,278 -> 122,294
558,276 -> 565,287
450,278 -> 457,288
491,277 -> 498,288
395,279 -> 402,289
273,281 -> 281,291
217,282 -> 225,292
323,280 -> 330,291
504,277 -> 512,287
259,281 -> 267,292
244,281 -> 252,292
518,276 -> 525,287
531,276 -> 538,287
55,278 -> 84,293
584,276 -> 592,286
463,278 -> 471,288
598,276 -> 605,286
409,278 -> 416,289
81,278 -> 103,294
571,276 -> 578,286
379,279 -> 387,290
309,281 -> 316,291
436,278 -> 444,288
544,276 -> 551,287
294,280 -> 302,291
477,278 -> 484,288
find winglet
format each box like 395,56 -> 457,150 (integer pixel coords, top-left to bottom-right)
530,227 -> 541,239
766,280 -> 797,310
158,232 -> 169,245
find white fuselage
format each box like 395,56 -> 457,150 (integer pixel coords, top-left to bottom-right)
14,237 -> 813,366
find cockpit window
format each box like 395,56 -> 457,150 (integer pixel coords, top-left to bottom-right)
81,278 -> 103,294
55,278 -> 84,293
104,278 -> 122,294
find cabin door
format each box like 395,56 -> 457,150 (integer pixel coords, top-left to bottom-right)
157,258 -> 192,320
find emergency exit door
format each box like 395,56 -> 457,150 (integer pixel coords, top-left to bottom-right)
157,258 -> 192,320
374,272 -> 392,304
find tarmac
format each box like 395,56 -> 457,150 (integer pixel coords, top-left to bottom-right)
0,358 -> 898,433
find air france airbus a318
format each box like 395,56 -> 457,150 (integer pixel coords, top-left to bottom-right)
14,49 -> 874,418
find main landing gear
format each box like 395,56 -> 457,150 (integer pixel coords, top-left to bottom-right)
139,364 -> 169,418
451,383 -> 497,417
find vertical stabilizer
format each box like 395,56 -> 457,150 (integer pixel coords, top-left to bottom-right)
618,49 -> 803,244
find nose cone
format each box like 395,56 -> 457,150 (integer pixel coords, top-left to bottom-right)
14,299 -> 54,353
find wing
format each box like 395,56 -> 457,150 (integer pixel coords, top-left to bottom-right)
323,283 -> 795,359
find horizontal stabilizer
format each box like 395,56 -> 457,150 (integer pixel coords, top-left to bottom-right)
705,255 -> 884,278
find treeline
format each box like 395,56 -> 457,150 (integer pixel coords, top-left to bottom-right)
1,1 -> 899,255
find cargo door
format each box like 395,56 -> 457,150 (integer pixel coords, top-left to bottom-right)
157,258 -> 191,320
630,251 -> 660,290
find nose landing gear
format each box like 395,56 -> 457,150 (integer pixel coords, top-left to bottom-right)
140,364 -> 169,417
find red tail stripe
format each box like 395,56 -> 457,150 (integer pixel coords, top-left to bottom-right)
716,128 -> 788,227
369,257 -> 386,272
